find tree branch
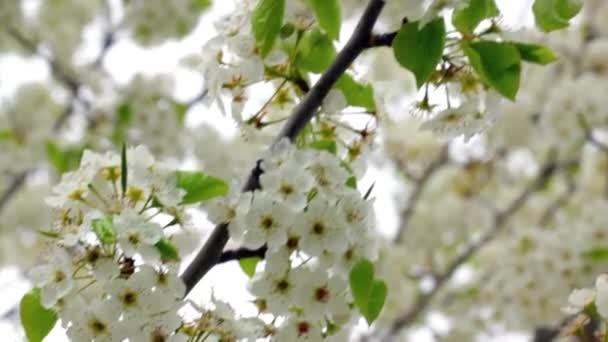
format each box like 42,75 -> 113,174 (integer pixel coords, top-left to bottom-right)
0,172 -> 28,217
394,146 -> 449,243
218,246 -> 268,264
367,31 -> 398,48
386,159 -> 559,338
180,0 -> 387,295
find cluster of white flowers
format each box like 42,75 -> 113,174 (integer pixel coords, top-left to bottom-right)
124,0 -> 211,46
87,74 -> 187,158
30,145 -> 200,342
0,83 -> 63,173
565,274 -> 608,318
35,0 -> 101,65
205,140 -> 378,340
199,3 -> 269,122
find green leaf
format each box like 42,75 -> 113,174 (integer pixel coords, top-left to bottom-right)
582,247 -> 608,262
192,0 -> 212,11
174,170 -> 229,204
45,141 -> 84,174
296,29 -> 336,73
155,238 -> 180,261
121,144 -> 127,196
173,102 -> 189,125
309,139 -> 337,155
365,280 -> 387,325
349,260 -> 374,318
348,259 -> 388,325
0,129 -> 13,141
463,41 -> 521,100
252,0 -> 285,58
92,216 -> 116,244
532,0 -> 582,32
346,175 -> 357,189
117,102 -> 133,126
452,0 -> 500,34
513,42 -> 558,65
308,0 -> 341,39
239,257 -> 261,278
20,288 -> 58,342
335,74 -> 376,111
392,18 -> 446,88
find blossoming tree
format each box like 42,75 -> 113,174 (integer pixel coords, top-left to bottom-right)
0,0 -> 604,341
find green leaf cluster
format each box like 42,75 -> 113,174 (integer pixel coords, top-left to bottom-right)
463,40 -> 558,100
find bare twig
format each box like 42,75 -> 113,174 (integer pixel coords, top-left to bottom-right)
0,172 -> 28,216
180,0 -> 387,295
386,160 -> 558,338
394,146 -> 449,243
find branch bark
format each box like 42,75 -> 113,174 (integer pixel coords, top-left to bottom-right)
180,0 -> 387,295
386,159 -> 559,338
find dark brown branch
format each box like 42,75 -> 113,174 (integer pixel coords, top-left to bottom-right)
218,246 -> 268,264
180,0 -> 387,295
0,172 -> 28,216
394,146 -> 448,243
387,160 -> 558,338
274,0 -> 386,143
367,31 -> 398,48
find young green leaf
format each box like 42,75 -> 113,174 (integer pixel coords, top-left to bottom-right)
532,0 -> 582,32
463,41 -> 521,100
308,0 -> 341,40
392,18 -> 446,88
335,74 -> 376,112
296,29 -> 336,73
349,259 -> 374,317
452,0 -> 499,34
513,42 -> 558,65
0,129 -> 13,141
173,101 -> 189,125
155,238 -> 180,261
20,288 -> 58,342
45,141 -> 84,174
309,139 -> 337,155
582,247 -> 608,262
364,280 -> 387,325
252,0 -> 285,58
193,0 -> 212,11
239,257 -> 261,278
346,175 -> 357,189
174,170 -> 229,204
92,216 -> 117,244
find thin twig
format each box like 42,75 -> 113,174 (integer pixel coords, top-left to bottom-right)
386,159 -> 558,338
394,146 -> 449,243
0,172 -> 28,216
180,0 -> 387,295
